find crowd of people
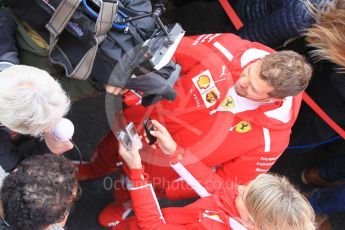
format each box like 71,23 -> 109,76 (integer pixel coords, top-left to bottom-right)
0,0 -> 344,229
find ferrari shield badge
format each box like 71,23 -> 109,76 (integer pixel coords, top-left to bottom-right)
235,121 -> 252,133
220,96 -> 235,110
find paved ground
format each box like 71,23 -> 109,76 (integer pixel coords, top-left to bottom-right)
65,1 -> 345,229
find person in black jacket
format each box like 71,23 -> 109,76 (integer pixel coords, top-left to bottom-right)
0,7 -> 73,174
235,0 -> 335,47
0,65 -> 73,172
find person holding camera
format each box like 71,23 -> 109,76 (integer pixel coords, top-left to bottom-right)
112,120 -> 315,230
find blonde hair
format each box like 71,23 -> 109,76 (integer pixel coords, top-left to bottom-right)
245,174 -> 315,230
304,0 -> 345,68
0,65 -> 70,136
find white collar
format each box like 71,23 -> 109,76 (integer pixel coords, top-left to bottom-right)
217,86 -> 273,114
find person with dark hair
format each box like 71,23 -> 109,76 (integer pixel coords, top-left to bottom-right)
0,154 -> 79,230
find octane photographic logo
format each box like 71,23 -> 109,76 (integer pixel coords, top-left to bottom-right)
104,35 -> 235,167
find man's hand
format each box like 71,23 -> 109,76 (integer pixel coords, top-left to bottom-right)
147,120 -> 176,156
118,137 -> 142,169
44,133 -> 73,155
105,85 -> 129,96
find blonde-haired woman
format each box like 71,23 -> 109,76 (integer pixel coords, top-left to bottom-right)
288,0 -> 345,149
113,120 -> 315,230
305,0 -> 345,68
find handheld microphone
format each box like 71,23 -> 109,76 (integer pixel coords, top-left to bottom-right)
51,118 -> 75,142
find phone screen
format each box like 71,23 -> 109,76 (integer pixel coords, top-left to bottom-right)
144,118 -> 157,145
117,130 -> 132,150
146,119 -> 153,130
128,125 -> 137,136
123,132 -> 131,147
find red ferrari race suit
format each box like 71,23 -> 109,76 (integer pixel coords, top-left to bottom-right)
94,33 -> 303,199
114,149 -> 247,230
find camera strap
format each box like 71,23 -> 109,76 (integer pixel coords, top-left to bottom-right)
46,0 -> 118,80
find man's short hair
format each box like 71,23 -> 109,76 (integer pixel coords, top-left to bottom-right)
245,174 -> 315,230
0,154 -> 79,230
0,65 -> 70,136
260,51 -> 312,99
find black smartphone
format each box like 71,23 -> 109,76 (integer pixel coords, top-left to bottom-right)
143,118 -> 157,145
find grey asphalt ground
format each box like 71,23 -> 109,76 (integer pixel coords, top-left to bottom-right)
65,1 -> 345,229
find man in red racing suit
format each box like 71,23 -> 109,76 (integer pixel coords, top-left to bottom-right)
78,33 -> 312,227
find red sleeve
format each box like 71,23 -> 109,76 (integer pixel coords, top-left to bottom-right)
128,166 -> 169,230
168,148 -> 227,197
129,170 -> 195,230
129,182 -> 167,230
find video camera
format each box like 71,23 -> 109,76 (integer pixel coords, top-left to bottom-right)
83,0 -> 185,74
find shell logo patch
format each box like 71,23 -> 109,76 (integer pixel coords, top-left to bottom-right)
192,70 -> 215,93
235,121 -> 252,133
221,96 -> 235,110
192,70 -> 220,108
197,75 -> 211,89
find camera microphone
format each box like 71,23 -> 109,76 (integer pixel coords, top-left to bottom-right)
51,118 -> 75,142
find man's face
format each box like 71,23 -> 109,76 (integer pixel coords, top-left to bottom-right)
234,60 -> 275,102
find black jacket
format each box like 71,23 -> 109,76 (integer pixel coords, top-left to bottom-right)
0,128 -> 49,172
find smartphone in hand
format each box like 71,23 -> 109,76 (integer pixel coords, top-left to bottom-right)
143,118 -> 157,145
116,122 -> 143,151
116,130 -> 132,151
